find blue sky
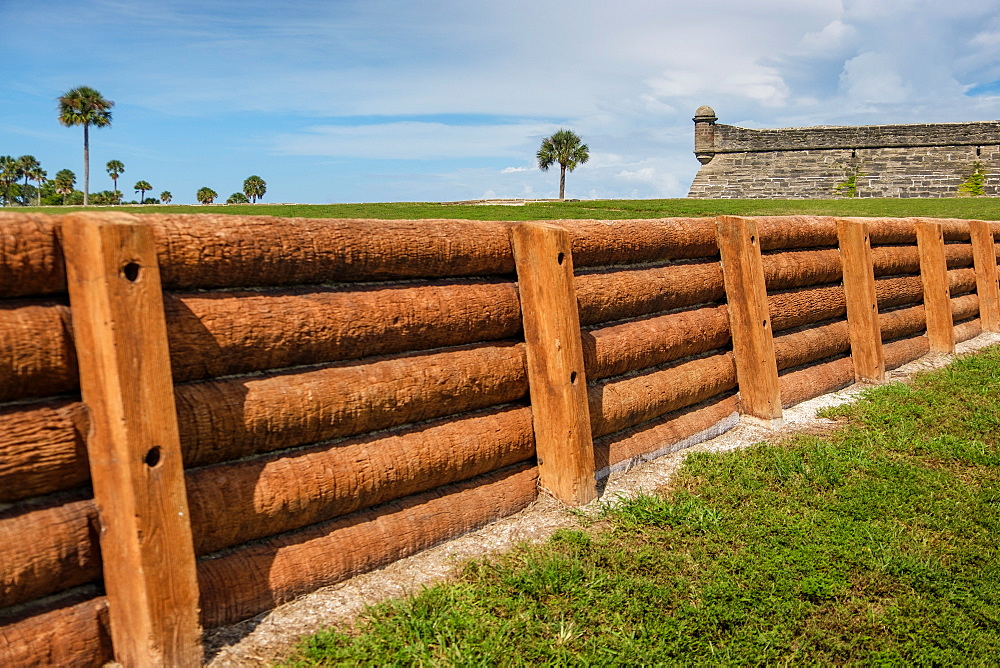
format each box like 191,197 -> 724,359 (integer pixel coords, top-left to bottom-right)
2,0 -> 1000,204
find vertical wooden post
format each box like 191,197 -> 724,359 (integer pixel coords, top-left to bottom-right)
915,220 -> 955,353
61,213 -> 202,666
836,219 -> 885,382
969,220 -> 1000,332
716,216 -> 782,422
512,222 -> 597,506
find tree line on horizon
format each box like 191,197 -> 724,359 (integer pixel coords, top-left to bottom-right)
0,86 -> 267,207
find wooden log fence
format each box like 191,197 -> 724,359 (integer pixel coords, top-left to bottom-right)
2,212 -> 999,666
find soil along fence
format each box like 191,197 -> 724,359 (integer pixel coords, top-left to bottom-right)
1,212 -> 998,666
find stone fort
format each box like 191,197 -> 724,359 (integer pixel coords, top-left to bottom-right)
687,106 -> 1000,199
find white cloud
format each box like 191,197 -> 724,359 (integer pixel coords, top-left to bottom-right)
500,166 -> 531,173
839,52 -> 910,104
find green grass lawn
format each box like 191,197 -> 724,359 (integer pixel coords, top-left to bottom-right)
284,346 -> 1000,666
24,197 -> 1000,221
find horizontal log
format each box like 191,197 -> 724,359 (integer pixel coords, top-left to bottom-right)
871,245 -> 920,277
582,305 -> 730,380
952,294 -> 980,322
0,300 -> 75,403
768,285 -> 845,332
0,497 -> 100,609
762,248 -> 842,290
884,335 -> 930,370
0,280 -> 523,403
955,319 -> 982,343
0,400 -> 89,503
588,352 -> 737,438
187,405 -> 534,555
948,268 -> 977,295
0,214 -> 64,299
779,356 -> 855,409
879,304 -> 926,342
558,218 -> 719,266
916,218 -> 974,241
175,341 -> 528,468
594,394 -> 739,473
0,595 -> 111,667
875,275 -> 923,309
1,343 -> 527,501
754,216 -> 837,250
196,462 -> 538,629
575,261 -> 724,326
945,243 -> 974,269
773,321 -> 850,371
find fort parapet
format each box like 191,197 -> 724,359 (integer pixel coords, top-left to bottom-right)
688,106 -> 1000,198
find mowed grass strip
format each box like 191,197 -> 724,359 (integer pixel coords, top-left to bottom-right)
28,197 -> 1000,221
284,345 -> 1000,666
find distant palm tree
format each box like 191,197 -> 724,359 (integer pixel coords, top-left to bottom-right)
29,166 -> 47,206
57,86 -> 113,206
106,160 -> 124,204
160,191 -> 172,204
196,187 -> 218,204
227,192 -> 249,204
54,169 -> 76,205
134,180 -> 152,203
16,156 -> 40,206
536,129 -> 590,200
242,175 -> 266,203
0,156 -> 18,206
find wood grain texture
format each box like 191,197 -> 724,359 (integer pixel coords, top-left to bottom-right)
761,248 -> 842,290
916,221 -> 956,353
61,214 -> 202,666
871,245 -> 920,276
717,216 -> 782,421
582,305 -> 730,380
879,304 -> 927,341
768,285 -> 846,332
175,341 -> 528,468
0,596 -> 112,667
575,261 -> 724,326
884,335 -> 930,370
186,405 -> 534,555
512,223 -> 596,505
772,321 -> 851,372
594,394 -> 738,473
196,463 -> 538,629
0,299 -> 75,402
837,219 -> 884,383
969,220 -> 1000,331
779,356 -> 855,409
949,268 -> 978,295
0,497 -> 100,608
754,216 -> 838,250
955,318 -> 982,343
588,352 -> 737,438
558,218 -> 719,267
875,275 -> 924,308
0,399 -> 89,503
0,213 -> 65,298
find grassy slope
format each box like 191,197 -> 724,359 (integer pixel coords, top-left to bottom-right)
286,346 -> 1000,666
23,197 -> 1000,221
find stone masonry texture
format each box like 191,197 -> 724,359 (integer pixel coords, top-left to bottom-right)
688,107 -> 1000,198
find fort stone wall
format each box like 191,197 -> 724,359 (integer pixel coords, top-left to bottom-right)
688,106 -> 1000,198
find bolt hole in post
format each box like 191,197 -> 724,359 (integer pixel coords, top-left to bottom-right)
750,235 -> 755,244
122,262 -> 141,282
570,371 -> 578,384
144,446 -> 161,468
557,252 -> 565,265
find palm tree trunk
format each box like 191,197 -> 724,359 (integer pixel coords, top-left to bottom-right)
559,164 -> 566,200
83,124 -> 90,206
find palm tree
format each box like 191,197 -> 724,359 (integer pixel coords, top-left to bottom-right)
160,191 -> 172,204
29,166 -> 47,206
227,192 -> 249,204
0,156 -> 18,206
242,175 -> 266,203
134,180 -> 152,203
536,129 -> 590,200
196,187 -> 218,204
106,160 -> 124,204
57,86 -> 113,206
54,169 -> 76,205
16,156 -> 40,206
